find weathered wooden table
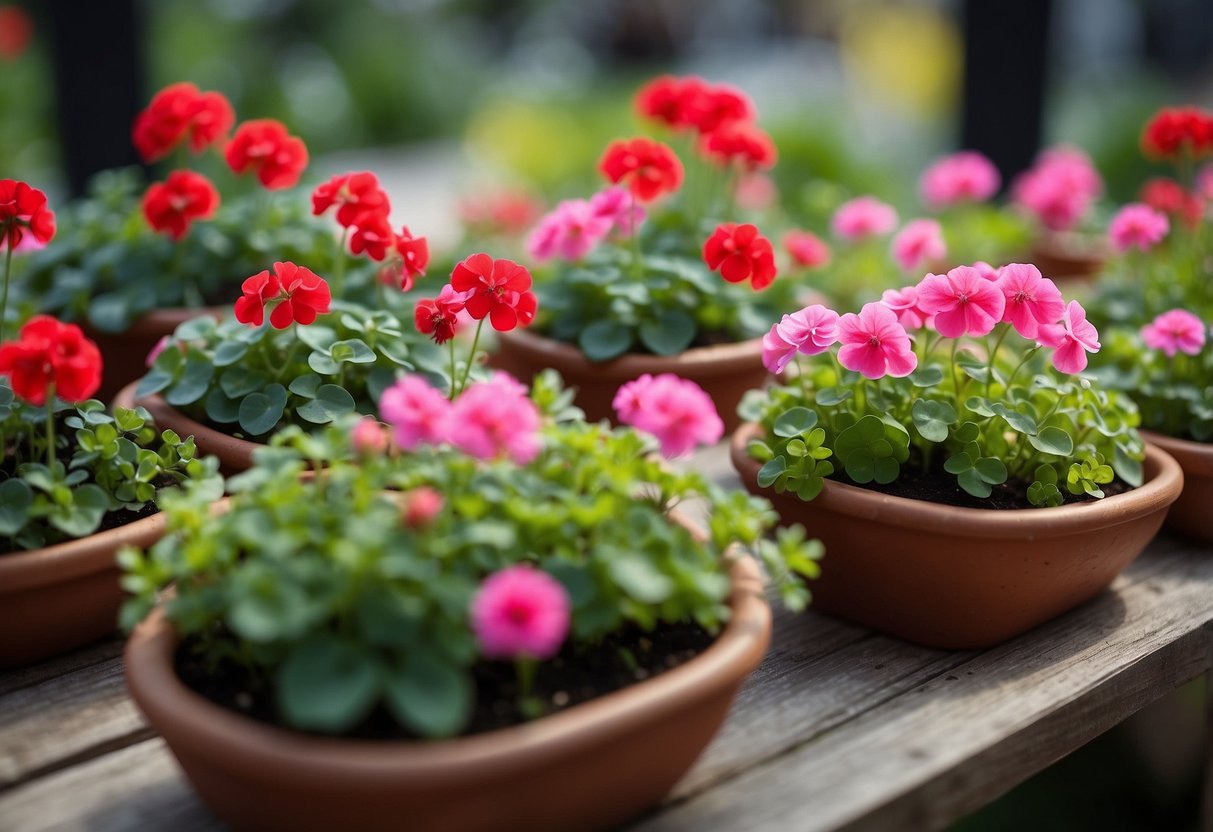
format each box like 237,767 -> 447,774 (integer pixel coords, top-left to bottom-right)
3,443 -> 1212,831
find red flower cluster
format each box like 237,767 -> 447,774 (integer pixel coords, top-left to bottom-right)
414,284 -> 467,345
599,138 -> 684,202
414,253 -> 537,344
142,170 -> 219,241
312,171 -> 391,228
225,119 -> 308,190
0,179 -> 55,250
1141,107 -> 1213,161
132,82 -> 234,163
234,261 -> 331,329
0,5 -> 33,62
379,226 -> 429,292
700,120 -> 777,171
1139,177 -> 1204,230
0,316 -> 102,405
635,75 -> 754,134
703,223 -> 777,290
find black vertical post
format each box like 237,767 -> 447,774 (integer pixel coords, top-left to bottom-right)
44,0 -> 147,196
961,0 -> 1053,187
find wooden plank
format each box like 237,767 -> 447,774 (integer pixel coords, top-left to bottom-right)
631,537 -> 1213,832
0,637 -> 123,698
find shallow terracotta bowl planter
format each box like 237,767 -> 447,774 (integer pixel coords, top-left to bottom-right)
85,307 -> 225,402
124,557 -> 769,832
0,512 -> 166,668
489,329 -> 767,432
730,422 -> 1183,649
1027,231 -> 1109,283
114,383 -> 259,475
1142,430 -> 1213,543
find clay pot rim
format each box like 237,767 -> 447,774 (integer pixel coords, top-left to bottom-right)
497,328 -> 764,378
0,511 -> 166,593
1140,429 -> 1213,477
92,306 -> 227,339
125,551 -> 769,788
114,383 -> 263,466
731,421 -> 1183,537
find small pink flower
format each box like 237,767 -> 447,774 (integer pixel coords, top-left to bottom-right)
351,416 -> 389,455
916,266 -> 1006,337
379,375 -> 452,451
1141,309 -> 1207,357
784,230 -> 831,269
1012,146 -> 1102,231
449,373 -> 542,464
588,185 -> 646,237
145,335 -> 171,367
880,285 -> 931,330
526,198 -> 612,262
471,565 -> 570,661
995,263 -> 1065,339
972,260 -> 1000,281
831,196 -> 898,242
612,373 -> 724,458
734,172 -> 777,211
762,304 -> 839,374
891,218 -> 947,272
920,151 -> 1001,209
1108,203 -> 1170,253
1038,300 -> 1101,374
402,486 -> 444,528
836,302 -> 918,379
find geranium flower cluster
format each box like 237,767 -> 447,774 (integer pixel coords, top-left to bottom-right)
0,178 -> 56,253
0,315 -> 102,405
413,252 -> 536,340
612,373 -> 724,458
1139,177 -> 1204,231
233,261 -> 332,329
1141,107 -> 1213,162
635,75 -> 775,171
1012,146 -> 1103,232
527,186 -> 644,263
919,150 -> 1001,210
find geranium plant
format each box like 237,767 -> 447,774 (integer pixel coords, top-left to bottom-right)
0,316 -> 220,551
744,262 -> 1145,507
521,75 -> 798,361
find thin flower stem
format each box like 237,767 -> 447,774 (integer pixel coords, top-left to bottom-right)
950,339 -> 962,412
45,382 -> 56,471
985,324 -> 1011,398
334,227 -> 350,298
1003,346 -> 1040,391
448,338 -> 458,401
0,243 -> 14,342
457,319 -> 485,396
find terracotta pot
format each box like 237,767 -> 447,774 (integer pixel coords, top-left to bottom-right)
0,512 -> 166,668
730,422 -> 1183,649
489,329 -> 767,432
125,557 -> 769,832
1141,430 -> 1213,542
113,383 -> 260,475
85,307 -> 226,403
1027,231 -> 1109,283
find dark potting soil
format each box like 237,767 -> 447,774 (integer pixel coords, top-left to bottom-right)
833,467 -> 1132,511
176,620 -> 715,741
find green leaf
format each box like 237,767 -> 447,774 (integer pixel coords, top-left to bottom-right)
958,468 -> 993,498
384,650 -> 472,738
329,338 -> 377,365
990,403 -> 1037,435
579,320 -> 634,362
638,310 -> 696,356
0,479 -> 33,535
773,407 -> 818,438
288,374 -> 322,398
203,389 -> 241,424
1028,426 -> 1074,456
238,383 -> 287,436
756,457 -> 786,488
910,366 -> 945,388
609,554 -> 675,603
1114,444 -> 1143,488
212,340 -> 249,367
164,352 -> 214,406
277,634 -> 382,733
815,387 -> 852,407
974,457 -> 1008,484
296,384 -> 356,424
943,453 -> 972,475
911,399 -> 956,443
307,351 -> 341,375
220,367 -> 268,399
47,484 -> 108,538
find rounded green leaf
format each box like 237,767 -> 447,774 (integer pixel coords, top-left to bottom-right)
1028,426 -> 1074,456
277,634 -> 382,733
296,384 -> 356,424
238,383 -> 287,436
773,407 -> 818,438
578,320 -> 634,362
638,311 -> 696,356
384,650 -> 472,738
756,457 -> 787,488
0,479 -> 33,535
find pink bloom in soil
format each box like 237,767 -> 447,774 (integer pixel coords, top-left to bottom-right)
916,265 -> 1006,338
891,218 -> 947,272
995,263 -> 1065,340
784,229 -> 831,269
1012,146 -> 1103,231
449,373 -> 542,465
378,375 -> 452,451
526,198 -> 612,262
919,151 -> 1001,209
612,373 -> 724,458
588,185 -> 646,237
1038,300 -> 1101,374
762,304 -> 839,374
836,302 -> 918,379
831,196 -> 898,242
350,416 -> 389,456
1141,309 -> 1207,357
402,486 -> 444,528
880,285 -> 931,330
471,565 -> 571,661
1108,203 -> 1170,253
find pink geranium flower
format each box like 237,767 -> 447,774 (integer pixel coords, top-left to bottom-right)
449,373 -> 542,465
880,285 -> 931,330
612,373 -> 724,458
916,265 -> 1006,337
919,151 -> 1001,209
350,416 -> 389,456
471,565 -> 570,661
995,263 -> 1065,339
891,218 -> 947,272
402,486 -> 444,528
762,304 -> 839,374
1012,146 -> 1103,231
1108,203 -> 1170,253
783,229 -> 831,269
379,375 -> 452,451
831,196 -> 898,242
526,198 -> 612,262
836,302 -> 918,379
1141,309 -> 1207,357
588,185 -> 646,237
972,260 -> 1000,281
1038,300 -> 1101,374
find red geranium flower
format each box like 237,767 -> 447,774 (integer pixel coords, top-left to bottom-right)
703,223 -> 777,290
0,179 -> 55,250
233,261 -> 331,329
449,252 -> 537,332
312,172 -> 391,227
684,83 -> 754,135
1141,107 -> 1213,161
599,138 -> 684,203
0,315 -> 102,405
700,120 -> 777,171
348,211 -> 395,262
378,226 -> 430,292
225,119 -> 308,190
634,75 -> 707,130
132,82 -> 235,163
0,6 -> 34,62
142,170 -> 220,241
414,284 -> 468,344
1140,177 -> 1205,230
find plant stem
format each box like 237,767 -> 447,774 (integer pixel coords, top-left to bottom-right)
447,338 -> 458,400
45,383 -> 56,470
334,227 -> 350,298
1003,346 -> 1040,391
0,243 -> 13,342
457,319 -> 485,396
985,324 -> 1011,397
950,339 -> 962,412
515,657 -> 542,720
